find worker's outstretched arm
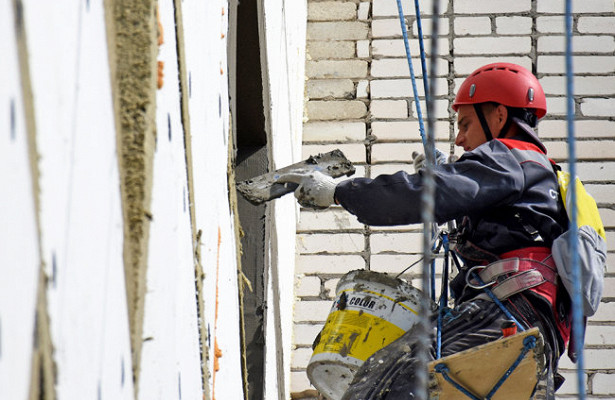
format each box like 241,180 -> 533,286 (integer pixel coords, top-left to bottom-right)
335,140 -> 525,226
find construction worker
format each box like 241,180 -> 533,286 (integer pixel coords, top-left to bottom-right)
279,63 -> 573,398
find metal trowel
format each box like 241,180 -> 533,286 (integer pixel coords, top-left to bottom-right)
236,149 -> 355,204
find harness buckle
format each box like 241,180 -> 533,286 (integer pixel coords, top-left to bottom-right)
465,265 -> 496,289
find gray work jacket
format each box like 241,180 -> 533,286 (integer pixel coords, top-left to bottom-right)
335,137 -> 568,257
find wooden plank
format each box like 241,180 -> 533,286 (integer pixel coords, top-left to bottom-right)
428,328 -> 544,400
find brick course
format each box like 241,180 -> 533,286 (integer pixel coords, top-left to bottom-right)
307,40 -> 356,59
308,2 -> 357,21
307,21 -> 369,41
306,79 -> 355,99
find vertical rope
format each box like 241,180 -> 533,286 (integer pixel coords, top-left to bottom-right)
414,0 -> 430,104
564,2 -> 586,398
436,234 -> 449,359
395,0 -> 427,150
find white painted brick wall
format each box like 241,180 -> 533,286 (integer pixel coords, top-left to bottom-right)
307,41 -> 356,59
295,275 -> 322,297
496,16 -> 532,35
306,79 -> 355,99
538,120 -> 615,139
454,17 -> 492,36
578,16 -> 615,34
306,60 -> 368,79
308,2 -> 356,22
536,16 -> 566,34
297,209 -> 364,231
323,278 -> 340,299
296,254 -> 366,274
541,76 -> 615,95
537,35 -> 615,54
358,2 -> 370,21
294,301 -> 333,323
371,57 -> 449,78
581,98 -> 615,117
307,21 -> 369,41
454,56 -> 532,74
411,18 -> 449,37
370,78 -> 449,98
356,39 -> 370,58
293,323 -> 323,347
592,373 -> 615,395
536,0 -> 615,14
370,99 -> 409,119
306,100 -> 367,120
303,121 -> 366,142
373,38 -> 450,58
538,55 -> 615,74
295,1 -> 615,398
371,232 -> 423,253
454,36 -> 531,55
371,120 -> 452,141
454,0 -> 531,14
372,0 -> 448,18
372,18 -> 401,38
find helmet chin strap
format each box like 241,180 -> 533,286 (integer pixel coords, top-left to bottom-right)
473,103 -> 513,141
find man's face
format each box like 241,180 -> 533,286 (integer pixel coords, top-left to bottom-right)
454,104 -> 489,152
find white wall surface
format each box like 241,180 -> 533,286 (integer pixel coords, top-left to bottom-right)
138,0 -> 204,398
22,0 -> 134,398
0,3 -> 40,399
260,0 -> 307,398
182,0 -> 244,398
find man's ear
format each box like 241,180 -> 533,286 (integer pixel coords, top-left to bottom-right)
491,104 -> 510,137
496,104 -> 508,124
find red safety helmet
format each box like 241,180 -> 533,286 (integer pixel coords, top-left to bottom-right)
452,63 -> 546,119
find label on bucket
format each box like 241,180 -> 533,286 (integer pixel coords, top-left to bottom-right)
313,308 -> 405,362
312,288 -> 420,362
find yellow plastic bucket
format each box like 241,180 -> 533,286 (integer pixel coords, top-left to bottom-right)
307,269 -> 429,400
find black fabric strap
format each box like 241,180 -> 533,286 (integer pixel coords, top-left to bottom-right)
473,103 -> 493,141
499,115 -> 513,138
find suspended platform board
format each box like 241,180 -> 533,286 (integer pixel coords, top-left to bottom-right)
428,328 -> 544,400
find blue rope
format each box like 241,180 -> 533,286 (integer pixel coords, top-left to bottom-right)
564,2 -> 586,398
434,364 -> 481,400
414,0 -> 430,104
436,234 -> 450,359
430,242 -> 437,301
395,0 -> 428,150
471,271 -> 526,332
486,336 -> 537,398
449,252 -> 526,332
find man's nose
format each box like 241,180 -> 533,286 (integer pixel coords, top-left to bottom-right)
455,131 -> 463,147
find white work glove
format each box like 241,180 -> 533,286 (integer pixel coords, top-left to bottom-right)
275,170 -> 337,209
412,148 -> 456,172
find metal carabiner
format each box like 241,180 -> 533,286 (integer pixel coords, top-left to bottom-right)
465,265 -> 496,290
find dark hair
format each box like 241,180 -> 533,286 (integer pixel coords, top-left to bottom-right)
508,107 -> 538,128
